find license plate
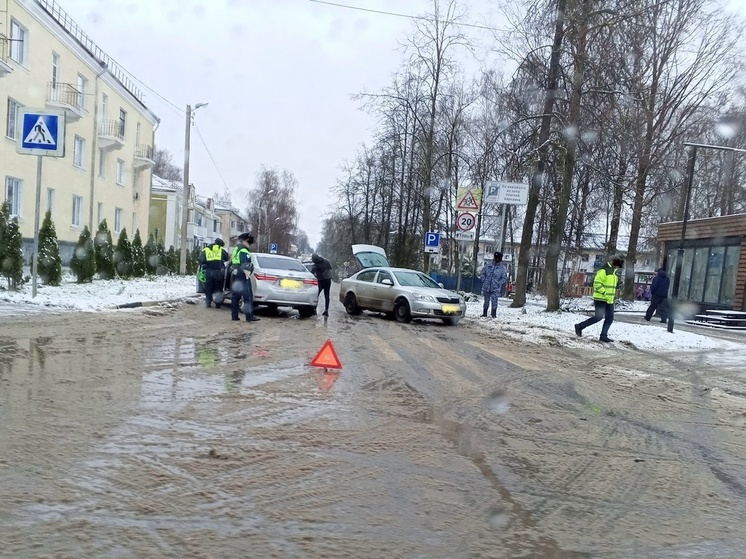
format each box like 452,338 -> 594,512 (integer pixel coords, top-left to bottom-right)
279,278 -> 303,289
441,304 -> 460,314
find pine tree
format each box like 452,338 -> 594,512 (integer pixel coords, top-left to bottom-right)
37,210 -> 62,286
131,229 -> 146,278
113,228 -> 133,278
187,248 -> 200,275
0,202 -> 8,283
70,226 -> 96,283
94,219 -> 116,280
156,241 -> 168,275
144,234 -> 158,276
166,245 -> 178,274
1,215 -> 24,290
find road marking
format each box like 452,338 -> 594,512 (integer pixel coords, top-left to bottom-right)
368,334 -> 402,361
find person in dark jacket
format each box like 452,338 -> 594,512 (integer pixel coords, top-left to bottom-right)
644,268 -> 670,323
311,253 -> 333,316
480,252 -> 508,318
230,233 -> 260,322
199,238 -> 229,308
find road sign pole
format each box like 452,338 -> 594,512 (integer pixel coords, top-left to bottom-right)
32,155 -> 43,298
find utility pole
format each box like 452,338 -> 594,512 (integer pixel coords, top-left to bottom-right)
179,104 -> 192,275
179,102 -> 208,274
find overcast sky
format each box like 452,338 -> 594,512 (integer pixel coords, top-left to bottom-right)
58,0 -> 746,247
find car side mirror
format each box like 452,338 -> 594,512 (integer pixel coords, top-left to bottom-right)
381,278 -> 394,286
438,282 -> 444,288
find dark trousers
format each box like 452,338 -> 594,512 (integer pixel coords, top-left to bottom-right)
231,276 -> 254,319
578,300 -> 615,338
318,278 -> 331,312
645,295 -> 669,322
204,269 -> 224,307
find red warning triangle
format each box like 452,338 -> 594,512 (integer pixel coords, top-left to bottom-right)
456,189 -> 479,210
310,339 -> 343,370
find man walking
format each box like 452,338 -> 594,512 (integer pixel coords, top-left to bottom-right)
199,238 -> 229,308
644,267 -> 670,323
574,255 -> 624,342
310,253 -> 333,317
480,252 -> 508,318
230,233 -> 260,322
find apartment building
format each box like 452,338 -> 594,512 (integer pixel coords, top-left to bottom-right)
1,0 -> 158,263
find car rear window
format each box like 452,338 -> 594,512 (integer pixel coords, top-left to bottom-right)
356,251 -> 389,268
256,256 -> 308,272
394,271 -> 440,288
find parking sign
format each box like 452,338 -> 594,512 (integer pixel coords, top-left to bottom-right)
424,231 -> 439,254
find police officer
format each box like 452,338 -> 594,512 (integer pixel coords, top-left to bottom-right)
199,238 -> 229,308
230,233 -> 260,322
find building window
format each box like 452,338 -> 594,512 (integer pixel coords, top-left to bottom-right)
77,74 -> 88,110
580,253 -> 589,262
97,202 -> 103,225
114,207 -> 123,233
230,220 -> 236,228
73,136 -> 85,168
9,19 -> 28,66
72,195 -> 82,227
119,109 -> 127,138
213,220 -> 218,233
52,53 -> 60,89
116,159 -> 125,185
6,98 -> 22,140
46,188 -> 55,213
6,177 -> 22,216
101,93 -> 108,121
136,122 -> 141,146
98,149 -> 106,177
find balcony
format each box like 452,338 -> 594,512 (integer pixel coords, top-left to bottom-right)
0,34 -> 12,77
98,119 -> 124,150
46,82 -> 86,121
133,144 -> 155,169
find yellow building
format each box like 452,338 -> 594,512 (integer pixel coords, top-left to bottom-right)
1,0 -> 158,263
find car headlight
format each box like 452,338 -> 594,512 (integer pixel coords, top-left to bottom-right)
413,293 -> 436,302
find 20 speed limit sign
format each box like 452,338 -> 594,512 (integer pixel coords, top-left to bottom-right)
457,212 -> 476,231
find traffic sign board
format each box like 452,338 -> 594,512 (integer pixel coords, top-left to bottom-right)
483,181 -> 529,205
454,231 -> 475,241
270,243 -> 278,254
17,109 -> 65,157
424,231 -> 440,253
457,212 -> 476,231
456,189 -> 480,210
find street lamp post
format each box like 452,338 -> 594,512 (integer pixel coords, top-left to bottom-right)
179,102 -> 208,275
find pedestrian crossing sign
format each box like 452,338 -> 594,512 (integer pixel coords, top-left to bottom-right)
17,109 -> 66,157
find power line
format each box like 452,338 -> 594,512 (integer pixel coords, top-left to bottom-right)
307,0 -> 503,32
194,123 -> 232,192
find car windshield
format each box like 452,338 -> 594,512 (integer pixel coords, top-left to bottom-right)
393,271 -> 441,288
256,256 -> 308,272
356,251 -> 389,268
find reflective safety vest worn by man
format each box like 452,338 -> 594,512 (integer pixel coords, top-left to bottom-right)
199,239 -> 229,308
592,261 -> 620,304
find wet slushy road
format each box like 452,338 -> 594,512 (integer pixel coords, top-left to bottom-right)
1,302 -> 746,558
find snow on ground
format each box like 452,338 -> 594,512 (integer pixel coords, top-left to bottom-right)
0,272 -> 197,312
463,294 -> 746,356
2,273 -> 744,356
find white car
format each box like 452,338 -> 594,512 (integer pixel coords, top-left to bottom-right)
216,252 -> 319,318
338,244 -> 466,325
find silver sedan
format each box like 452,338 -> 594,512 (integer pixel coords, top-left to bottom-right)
339,267 -> 466,325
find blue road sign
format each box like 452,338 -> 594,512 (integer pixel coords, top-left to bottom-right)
424,231 -> 440,253
270,243 -> 278,254
17,109 -> 65,157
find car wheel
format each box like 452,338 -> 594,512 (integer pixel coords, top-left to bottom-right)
394,299 -> 412,323
297,306 -> 316,319
442,317 -> 461,326
344,293 -> 362,315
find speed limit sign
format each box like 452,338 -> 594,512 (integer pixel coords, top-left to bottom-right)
457,212 -> 476,231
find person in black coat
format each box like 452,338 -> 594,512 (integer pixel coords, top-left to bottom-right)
311,253 -> 333,316
644,268 -> 670,323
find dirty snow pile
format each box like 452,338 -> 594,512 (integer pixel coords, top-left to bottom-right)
0,271 -> 197,312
